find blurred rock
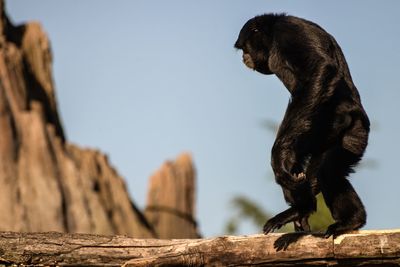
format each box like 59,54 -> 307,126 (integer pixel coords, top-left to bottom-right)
145,153 -> 201,238
0,0 -> 200,239
0,0 -> 156,237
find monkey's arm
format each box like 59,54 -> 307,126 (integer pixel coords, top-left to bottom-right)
271,60 -> 348,189
269,21 -> 355,189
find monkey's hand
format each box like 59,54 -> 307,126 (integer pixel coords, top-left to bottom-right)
293,172 -> 306,182
271,149 -> 308,190
290,160 -> 307,184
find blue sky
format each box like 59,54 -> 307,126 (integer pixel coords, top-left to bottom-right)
9,1 -> 400,236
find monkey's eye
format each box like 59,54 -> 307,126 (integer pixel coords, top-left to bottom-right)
252,28 -> 259,33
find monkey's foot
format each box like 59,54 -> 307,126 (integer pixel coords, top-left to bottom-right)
263,218 -> 284,234
324,223 -> 343,238
324,221 -> 363,238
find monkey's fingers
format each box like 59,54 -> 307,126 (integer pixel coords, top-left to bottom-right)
293,172 -> 306,181
324,228 -> 335,239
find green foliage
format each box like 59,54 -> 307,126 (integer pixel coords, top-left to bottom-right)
224,195 -> 294,234
224,196 -> 270,235
309,193 -> 335,231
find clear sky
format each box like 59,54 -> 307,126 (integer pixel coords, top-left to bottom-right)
9,1 -> 400,237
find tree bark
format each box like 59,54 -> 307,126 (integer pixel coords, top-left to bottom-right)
0,230 -> 399,266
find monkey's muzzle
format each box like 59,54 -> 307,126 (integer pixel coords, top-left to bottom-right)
242,53 -> 255,70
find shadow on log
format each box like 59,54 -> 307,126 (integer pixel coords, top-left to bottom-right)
0,230 -> 399,266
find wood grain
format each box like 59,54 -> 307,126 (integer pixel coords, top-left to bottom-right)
0,230 -> 398,266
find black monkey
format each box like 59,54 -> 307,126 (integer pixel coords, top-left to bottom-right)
234,13 -> 370,237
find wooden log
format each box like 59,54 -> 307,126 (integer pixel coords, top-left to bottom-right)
0,230 -> 399,266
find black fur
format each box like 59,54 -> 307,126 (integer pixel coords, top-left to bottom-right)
234,13 -> 370,237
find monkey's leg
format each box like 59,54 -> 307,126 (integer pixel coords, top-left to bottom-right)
263,207 -> 301,234
263,183 -> 316,234
318,146 -> 366,238
292,155 -> 322,232
294,217 -> 310,232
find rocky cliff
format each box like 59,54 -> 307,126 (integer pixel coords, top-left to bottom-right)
0,0 -> 199,238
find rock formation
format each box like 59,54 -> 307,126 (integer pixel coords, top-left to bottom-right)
0,2 -> 155,237
0,0 -> 199,238
146,153 -> 200,238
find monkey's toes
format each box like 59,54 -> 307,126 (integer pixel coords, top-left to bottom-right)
263,219 -> 282,235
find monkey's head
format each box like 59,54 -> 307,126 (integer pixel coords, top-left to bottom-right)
234,14 -> 282,75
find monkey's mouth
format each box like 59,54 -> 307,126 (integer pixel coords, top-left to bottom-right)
242,53 -> 255,70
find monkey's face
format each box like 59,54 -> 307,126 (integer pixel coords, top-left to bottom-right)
234,18 -> 273,75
